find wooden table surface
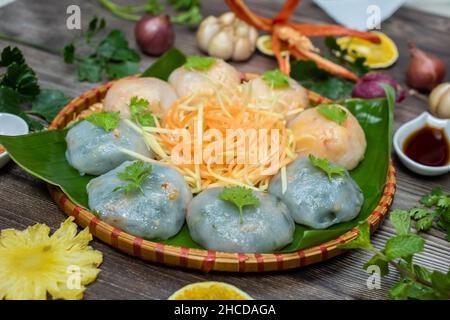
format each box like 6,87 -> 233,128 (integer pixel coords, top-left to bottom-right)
0,0 -> 449,300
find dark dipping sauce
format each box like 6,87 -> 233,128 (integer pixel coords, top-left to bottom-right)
403,125 -> 449,167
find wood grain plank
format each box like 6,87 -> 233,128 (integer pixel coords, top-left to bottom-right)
0,0 -> 449,300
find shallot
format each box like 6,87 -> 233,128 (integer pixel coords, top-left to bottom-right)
406,43 -> 446,92
352,72 -> 405,102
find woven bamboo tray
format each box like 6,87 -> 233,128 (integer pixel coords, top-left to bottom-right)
48,80 -> 396,272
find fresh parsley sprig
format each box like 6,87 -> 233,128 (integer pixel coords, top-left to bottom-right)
219,186 -> 260,224
129,96 -> 156,127
113,160 -> 153,195
308,155 -> 345,180
0,46 -> 71,131
261,69 -> 290,89
63,16 -> 140,83
339,211 -> 450,300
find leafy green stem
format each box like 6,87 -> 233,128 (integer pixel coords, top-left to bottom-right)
98,0 -> 141,21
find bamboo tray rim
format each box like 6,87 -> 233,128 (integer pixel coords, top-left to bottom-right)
48,79 -> 396,272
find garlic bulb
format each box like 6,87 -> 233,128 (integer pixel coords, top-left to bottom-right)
429,82 -> 450,119
196,12 -> 258,62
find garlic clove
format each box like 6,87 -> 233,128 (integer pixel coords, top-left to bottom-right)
248,27 -> 258,46
235,24 -> 249,37
219,12 -> 235,26
208,31 -> 234,60
197,19 -> 221,52
232,38 -> 254,61
429,82 -> 450,118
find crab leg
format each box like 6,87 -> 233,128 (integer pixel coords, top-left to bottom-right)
224,0 -> 272,31
305,89 -> 332,104
290,46 -> 359,81
272,0 -> 301,24
289,23 -> 380,43
271,31 -> 289,75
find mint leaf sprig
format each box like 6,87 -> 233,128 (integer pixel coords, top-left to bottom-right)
219,186 -> 260,224
113,160 -> 153,195
338,210 -> 450,300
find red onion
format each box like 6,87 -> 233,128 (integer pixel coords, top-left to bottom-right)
406,43 -> 446,92
352,72 -> 405,102
135,15 -> 174,56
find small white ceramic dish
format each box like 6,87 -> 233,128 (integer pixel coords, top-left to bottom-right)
0,113 -> 29,169
393,112 -> 450,176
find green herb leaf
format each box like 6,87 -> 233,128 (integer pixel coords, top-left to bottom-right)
0,61 -> 40,99
184,55 -> 216,71
63,43 -> 75,64
316,104 -> 348,125
0,46 -> 25,67
338,221 -> 372,250
129,96 -> 156,127
290,60 -> 354,101
262,69 -> 290,89
384,235 -> 425,260
64,19 -> 140,83
416,216 -> 434,231
144,0 -> 165,15
86,111 -> 120,132
77,58 -> 103,83
219,186 -> 260,224
420,187 -> 444,207
389,209 -> 411,236
30,89 -> 72,122
113,160 -> 152,195
308,154 -> 345,180
389,280 -> 413,300
86,16 -> 106,43
171,6 -> 202,27
168,0 -> 200,11
105,61 -> 140,79
363,255 -> 389,276
408,207 -> 431,220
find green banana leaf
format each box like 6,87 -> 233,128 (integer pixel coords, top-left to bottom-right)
0,50 -> 394,252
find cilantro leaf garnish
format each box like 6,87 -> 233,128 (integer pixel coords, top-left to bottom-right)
184,55 -> 216,71
86,111 -> 120,132
308,154 -> 345,180
129,96 -> 156,127
219,186 -> 260,224
261,69 -> 290,89
63,17 -> 141,83
407,187 -> 450,240
316,104 -> 348,125
113,161 -> 153,195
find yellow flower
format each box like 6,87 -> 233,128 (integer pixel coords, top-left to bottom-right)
0,217 -> 102,300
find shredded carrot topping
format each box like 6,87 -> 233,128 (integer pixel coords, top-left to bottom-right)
139,93 -> 297,193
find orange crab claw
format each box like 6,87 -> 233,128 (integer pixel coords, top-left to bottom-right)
271,31 -> 290,75
290,46 -> 359,81
271,0 -> 301,24
289,23 -> 381,43
224,0 -> 272,31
